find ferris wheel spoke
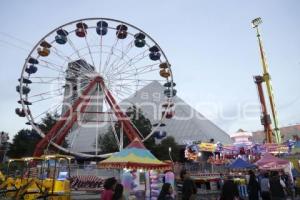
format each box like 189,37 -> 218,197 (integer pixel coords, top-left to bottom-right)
104,40 -> 135,78
50,47 -> 73,63
115,85 -> 138,96
38,59 -> 92,80
107,49 -> 150,78
30,76 -> 64,83
28,88 -> 63,99
114,68 -> 160,82
84,34 -> 96,68
109,62 -> 159,79
98,35 -> 103,73
31,94 -> 63,104
102,37 -> 119,76
114,87 -> 132,97
38,61 -> 66,74
38,61 -> 93,84
111,89 -> 127,99
32,103 -> 62,121
30,78 -> 65,86
112,68 -> 159,82
50,46 -> 95,75
67,38 -> 83,60
110,82 -> 149,88
66,38 -> 96,74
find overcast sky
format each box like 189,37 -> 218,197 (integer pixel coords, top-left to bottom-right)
0,0 -> 299,139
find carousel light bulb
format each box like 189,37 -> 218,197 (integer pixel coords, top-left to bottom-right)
198,152 -> 202,157
251,17 -> 262,28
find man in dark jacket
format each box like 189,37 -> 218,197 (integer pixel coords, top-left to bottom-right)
270,171 -> 286,200
180,169 -> 197,200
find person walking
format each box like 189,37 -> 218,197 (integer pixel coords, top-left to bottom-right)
112,183 -> 125,200
219,177 -> 240,200
180,169 -> 197,200
260,173 -> 271,200
158,183 -> 174,200
269,171 -> 286,200
102,177 -> 117,200
247,170 -> 260,200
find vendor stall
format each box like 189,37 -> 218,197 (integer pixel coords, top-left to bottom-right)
227,158 -> 256,170
255,153 -> 289,170
99,138 -> 172,200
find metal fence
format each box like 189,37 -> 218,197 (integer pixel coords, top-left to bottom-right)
70,164 -> 120,178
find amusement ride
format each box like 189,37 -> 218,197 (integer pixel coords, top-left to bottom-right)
15,18 -> 176,158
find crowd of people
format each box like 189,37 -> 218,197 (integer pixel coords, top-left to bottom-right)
101,176 -> 176,200
220,170 -> 296,200
101,169 -> 195,200
100,169 -> 297,200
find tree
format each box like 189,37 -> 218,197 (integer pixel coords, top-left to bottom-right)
97,129 -> 119,154
7,129 -> 41,158
38,112 -> 68,149
151,136 -> 181,162
39,112 -> 59,133
7,112 -> 68,158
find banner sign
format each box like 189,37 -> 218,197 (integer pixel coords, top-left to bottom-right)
198,143 -> 216,152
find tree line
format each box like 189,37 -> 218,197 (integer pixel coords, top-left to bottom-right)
3,105 -> 183,162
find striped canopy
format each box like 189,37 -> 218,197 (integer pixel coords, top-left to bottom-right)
98,138 -> 171,170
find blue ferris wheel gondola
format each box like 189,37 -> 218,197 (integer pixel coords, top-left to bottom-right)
55,29 -> 69,44
164,82 -> 176,88
164,88 -> 177,97
25,65 -> 38,74
96,20 -> 108,35
28,57 -> 38,65
18,78 -> 32,84
134,32 -> 146,48
18,99 -> 32,105
16,85 -> 30,95
149,45 -> 161,60
15,108 -> 30,117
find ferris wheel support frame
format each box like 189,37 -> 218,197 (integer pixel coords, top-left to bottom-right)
33,76 -> 142,157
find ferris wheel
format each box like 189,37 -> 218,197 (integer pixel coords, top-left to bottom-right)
16,18 -> 176,158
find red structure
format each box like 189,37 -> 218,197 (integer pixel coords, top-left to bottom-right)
254,75 -> 273,143
33,76 -> 141,157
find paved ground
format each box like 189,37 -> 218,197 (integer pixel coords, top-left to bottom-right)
71,191 -> 100,200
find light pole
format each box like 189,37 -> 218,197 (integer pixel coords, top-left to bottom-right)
168,147 -> 173,162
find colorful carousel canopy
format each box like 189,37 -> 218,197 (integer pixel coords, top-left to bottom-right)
98,138 -> 171,170
227,158 -> 256,169
255,153 -> 289,170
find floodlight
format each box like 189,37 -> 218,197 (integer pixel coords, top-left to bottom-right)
252,17 -> 262,28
